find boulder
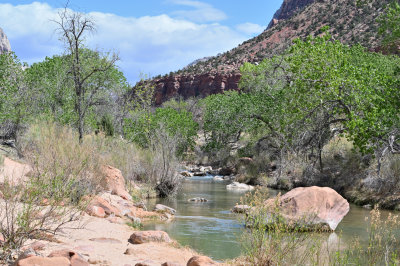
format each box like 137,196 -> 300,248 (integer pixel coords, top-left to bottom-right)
226,182 -> 254,191
16,256 -> 70,266
154,204 -> 176,215
232,205 -> 251,214
85,195 -> 122,217
193,172 -> 207,176
48,249 -> 89,266
86,205 -> 106,218
200,166 -> 212,173
129,231 -> 171,244
264,186 -> 350,231
212,176 -> 224,182
101,165 -> 132,201
186,256 -> 216,266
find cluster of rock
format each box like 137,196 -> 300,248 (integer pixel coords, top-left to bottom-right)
86,165 -> 174,222
182,165 -> 234,177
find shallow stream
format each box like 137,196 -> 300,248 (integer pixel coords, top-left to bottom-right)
144,175 -> 397,261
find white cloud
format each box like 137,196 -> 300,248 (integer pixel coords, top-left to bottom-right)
0,2 -> 254,82
236,22 -> 265,35
169,0 -> 227,22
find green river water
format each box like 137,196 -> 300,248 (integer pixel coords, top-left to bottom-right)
144,175 -> 396,261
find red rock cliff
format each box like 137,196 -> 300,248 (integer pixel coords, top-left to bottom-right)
153,72 -> 241,105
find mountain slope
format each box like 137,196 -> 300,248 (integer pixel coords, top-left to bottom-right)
150,0 -> 390,105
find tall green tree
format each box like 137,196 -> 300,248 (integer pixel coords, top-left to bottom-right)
54,8 -> 119,142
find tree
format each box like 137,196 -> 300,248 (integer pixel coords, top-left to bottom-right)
54,8 -> 119,142
204,31 -> 400,172
0,52 -> 27,140
379,1 -> 400,50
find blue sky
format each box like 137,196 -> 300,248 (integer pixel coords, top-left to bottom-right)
0,0 -> 283,82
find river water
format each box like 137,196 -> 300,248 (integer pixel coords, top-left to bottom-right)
144,175 -> 396,261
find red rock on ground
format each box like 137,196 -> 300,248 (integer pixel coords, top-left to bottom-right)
129,231 -> 172,244
48,249 -> 89,266
16,256 -> 70,266
186,256 -> 217,266
86,205 -> 106,218
85,195 -> 122,217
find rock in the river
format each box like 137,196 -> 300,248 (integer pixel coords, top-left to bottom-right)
200,166 -> 213,173
232,204 -> 251,214
188,197 -> 208,202
154,204 -> 176,215
264,186 -> 350,231
193,172 -> 207,176
226,182 -> 254,191
129,231 -> 172,244
187,255 -> 217,266
213,176 -> 224,181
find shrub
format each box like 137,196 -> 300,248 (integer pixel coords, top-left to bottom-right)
0,174 -> 82,262
18,121 -> 102,203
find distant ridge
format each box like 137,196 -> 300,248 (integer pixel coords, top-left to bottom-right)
141,0 -> 391,105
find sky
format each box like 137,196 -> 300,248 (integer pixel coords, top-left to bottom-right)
0,0 -> 283,82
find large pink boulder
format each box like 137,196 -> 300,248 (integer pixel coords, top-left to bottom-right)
129,231 -> 171,244
264,186 -> 350,231
101,165 -> 132,201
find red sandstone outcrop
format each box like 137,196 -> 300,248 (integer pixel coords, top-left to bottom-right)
265,186 -> 350,231
153,72 -> 241,105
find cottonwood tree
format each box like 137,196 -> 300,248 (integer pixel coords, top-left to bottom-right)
54,7 -> 119,142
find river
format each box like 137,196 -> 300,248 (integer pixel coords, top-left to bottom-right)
144,175 -> 396,261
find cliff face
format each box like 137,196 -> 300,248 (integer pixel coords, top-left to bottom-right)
267,0 -> 316,28
148,0 -> 390,104
153,72 -> 241,105
0,27 -> 11,54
